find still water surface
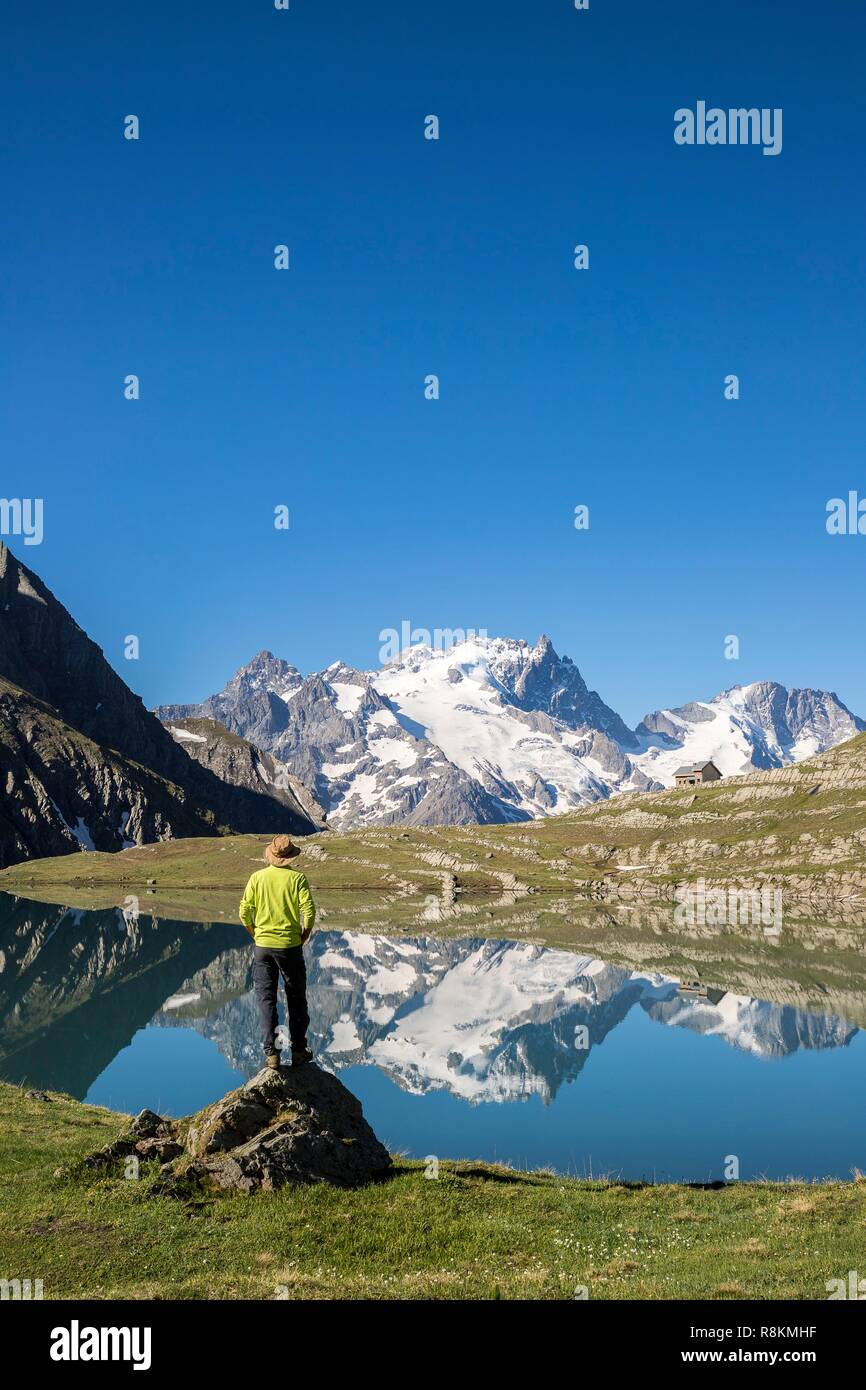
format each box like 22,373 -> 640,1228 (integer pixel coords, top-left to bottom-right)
1,894 -> 864,1182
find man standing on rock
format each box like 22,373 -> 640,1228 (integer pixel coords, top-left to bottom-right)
240,835 -> 316,1070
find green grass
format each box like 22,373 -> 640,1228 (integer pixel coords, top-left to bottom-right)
3,730 -> 865,917
1,1083 -> 864,1301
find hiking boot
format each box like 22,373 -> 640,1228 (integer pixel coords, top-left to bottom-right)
265,1052 -> 281,1070
291,1046 -> 313,1068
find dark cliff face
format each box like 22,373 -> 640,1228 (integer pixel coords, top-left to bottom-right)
161,717 -> 327,830
496,634 -> 639,749
0,542 -> 194,786
0,545 -> 321,867
0,679 -> 210,867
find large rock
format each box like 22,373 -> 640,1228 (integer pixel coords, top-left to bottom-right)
75,1066 -> 391,1192
183,1065 -> 391,1193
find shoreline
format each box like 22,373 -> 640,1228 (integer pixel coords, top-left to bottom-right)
2,1082 -> 864,1301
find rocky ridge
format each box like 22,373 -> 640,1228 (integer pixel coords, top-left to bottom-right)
156,639 -> 863,830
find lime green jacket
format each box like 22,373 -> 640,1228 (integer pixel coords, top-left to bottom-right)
239,865 -> 316,948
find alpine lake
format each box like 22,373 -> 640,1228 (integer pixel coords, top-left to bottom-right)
2,887 -> 864,1183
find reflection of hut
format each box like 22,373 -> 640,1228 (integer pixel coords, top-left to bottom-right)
674,761 -> 722,787
677,979 -> 728,1005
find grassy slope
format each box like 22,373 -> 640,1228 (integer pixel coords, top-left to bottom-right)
161,716 -> 254,748
2,1083 -> 864,1301
3,731 -> 865,910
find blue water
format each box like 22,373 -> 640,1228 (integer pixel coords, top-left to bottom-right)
86,1027 -> 246,1119
2,896 -> 865,1181
76,1004 -> 866,1182
342,1010 -> 866,1182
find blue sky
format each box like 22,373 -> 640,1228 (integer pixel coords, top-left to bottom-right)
2,0 -> 864,727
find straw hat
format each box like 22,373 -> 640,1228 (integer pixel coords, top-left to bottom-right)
265,834 -> 301,866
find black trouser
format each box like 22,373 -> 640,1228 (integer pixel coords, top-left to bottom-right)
253,944 -> 309,1057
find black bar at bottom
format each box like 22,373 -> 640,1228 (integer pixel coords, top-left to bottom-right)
4,1297 -> 862,1374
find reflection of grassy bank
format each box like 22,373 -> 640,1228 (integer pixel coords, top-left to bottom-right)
3,870 -> 866,1028
2,1082 -> 864,1301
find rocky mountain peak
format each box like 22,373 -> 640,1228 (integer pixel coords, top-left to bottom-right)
153,632 -> 864,832
635,681 -> 865,782
227,650 -> 302,699
482,633 -> 637,747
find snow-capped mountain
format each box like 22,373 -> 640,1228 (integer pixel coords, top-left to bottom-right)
632,681 -> 864,784
156,637 -> 864,830
161,651 -> 519,827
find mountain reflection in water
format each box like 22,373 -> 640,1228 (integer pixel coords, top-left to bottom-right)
1,895 -> 864,1180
